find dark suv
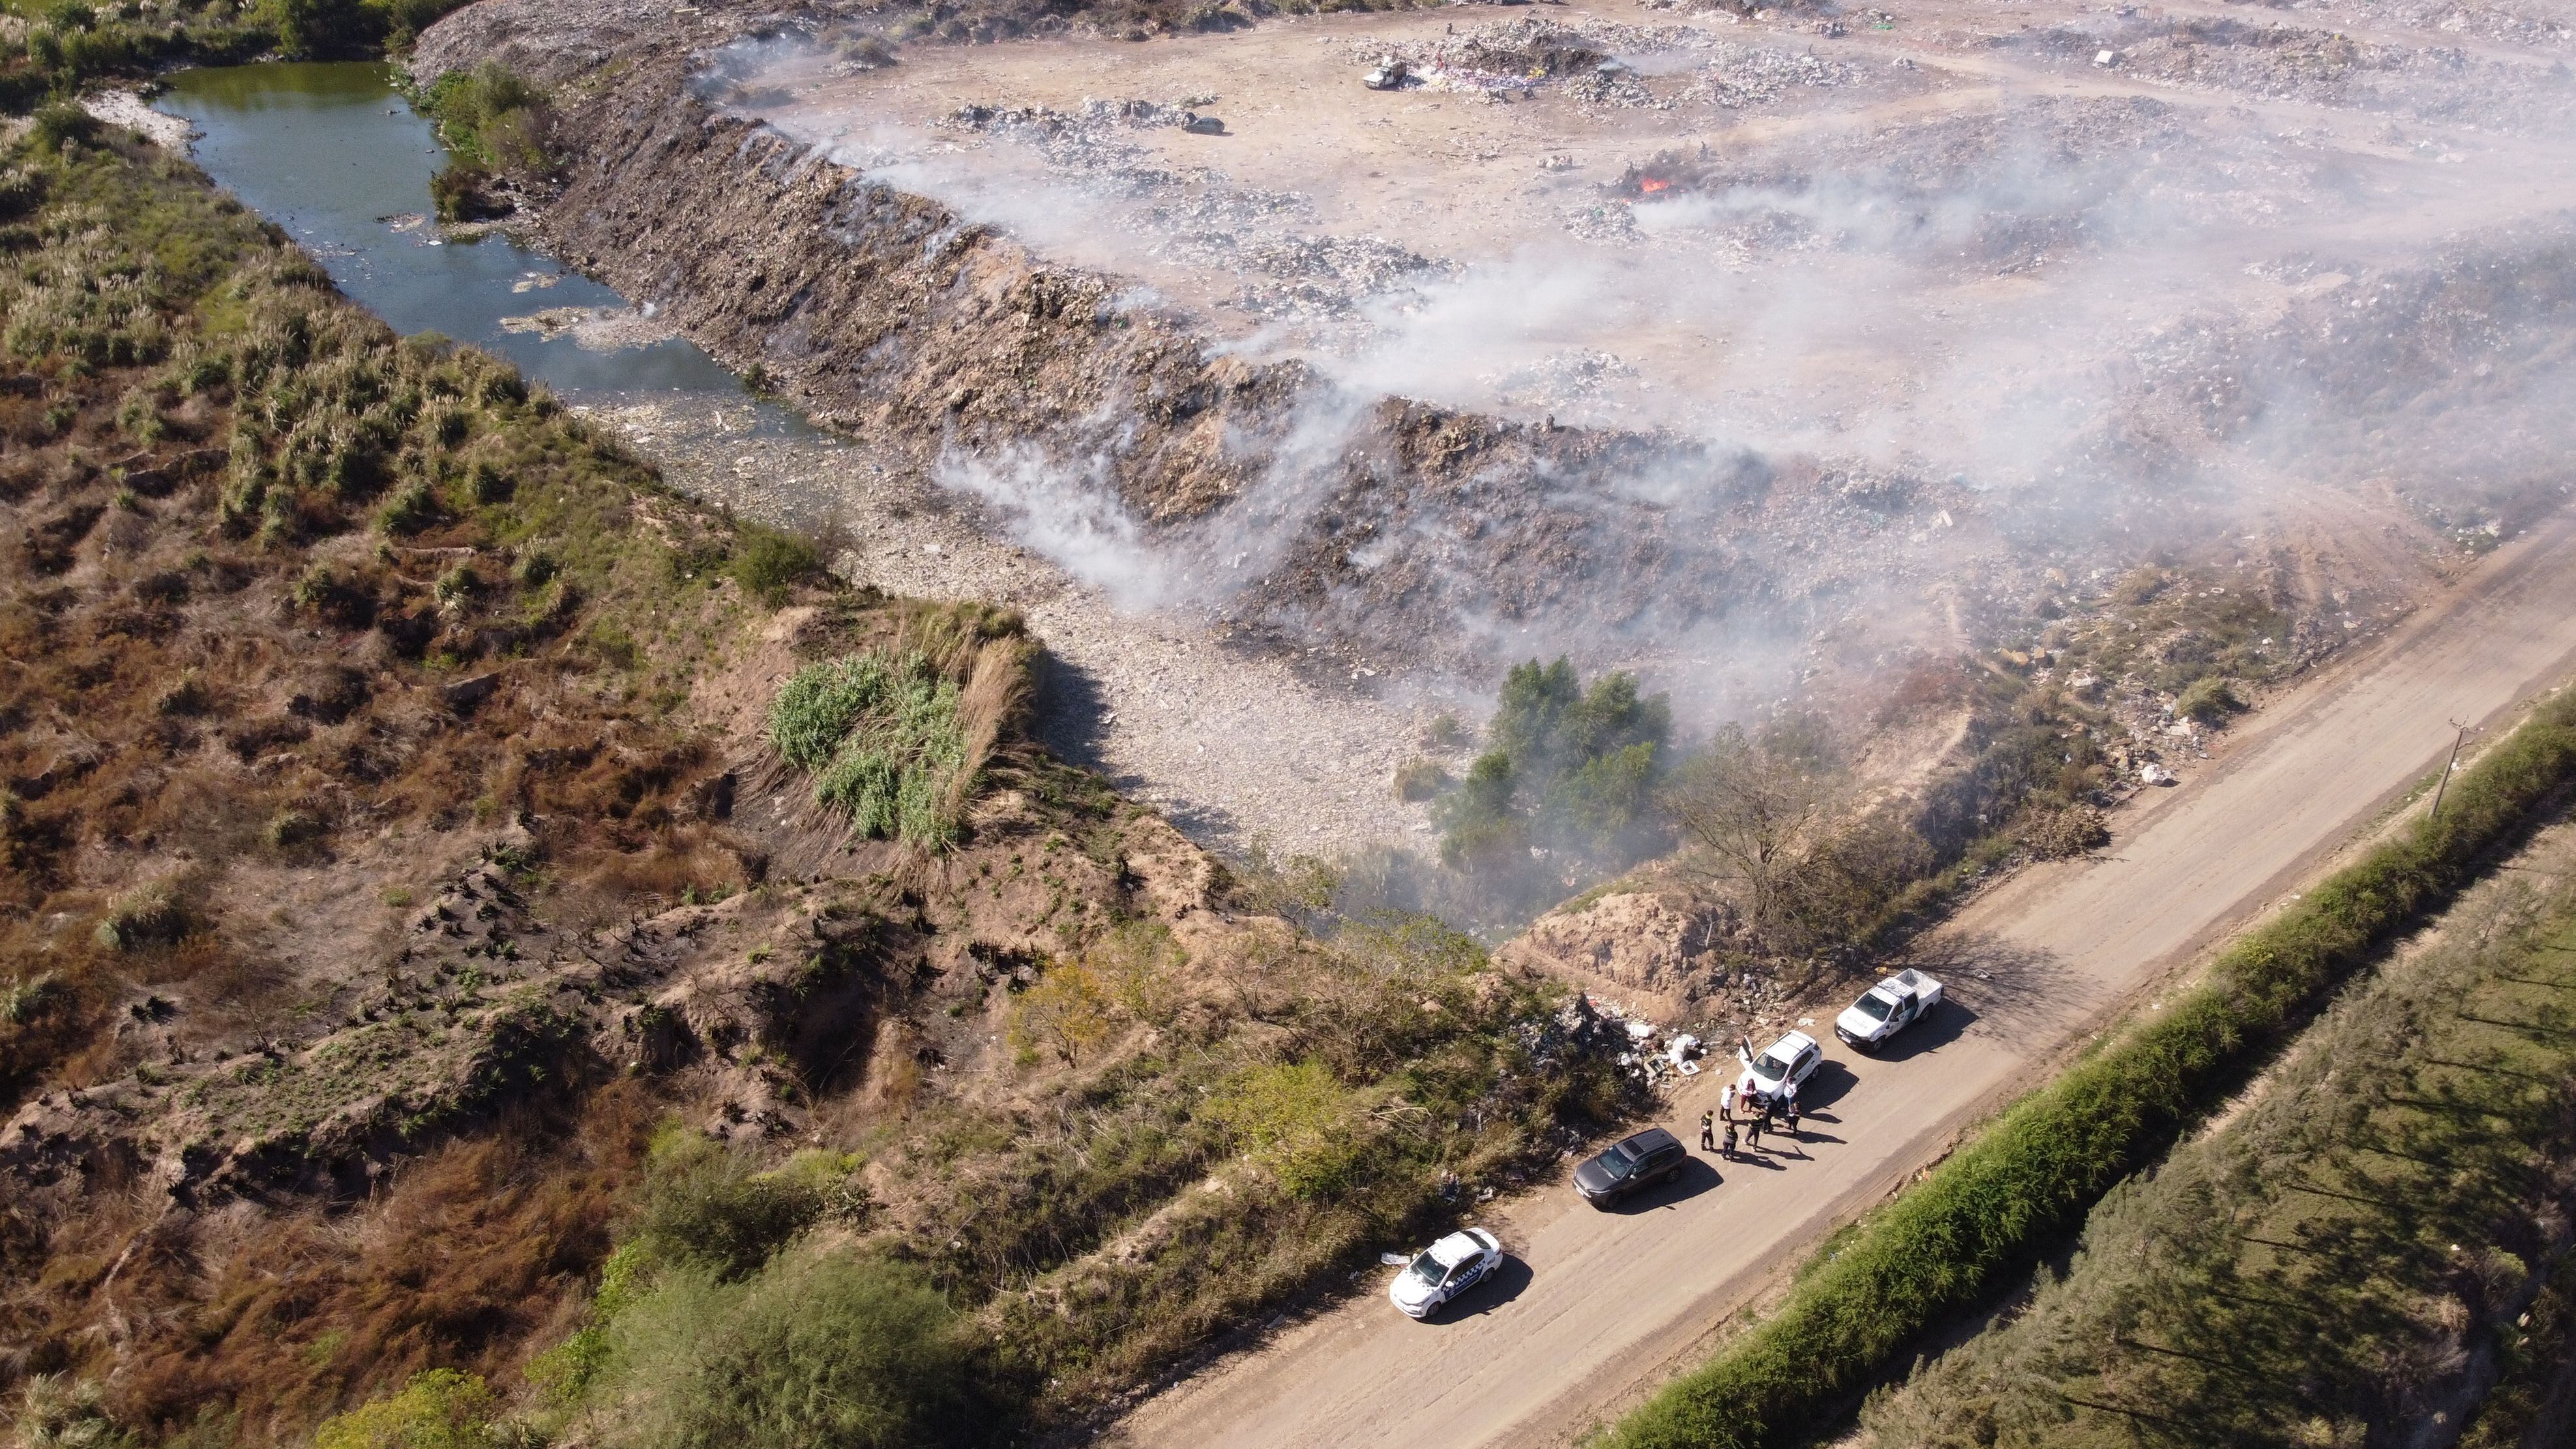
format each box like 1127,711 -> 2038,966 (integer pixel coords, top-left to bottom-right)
1573,1127 -> 1687,1207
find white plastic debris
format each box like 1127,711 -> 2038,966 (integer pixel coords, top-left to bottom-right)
1380,1251 -> 1411,1266
2140,763 -> 2177,785
2094,49 -> 2118,66
1625,1019 -> 1657,1043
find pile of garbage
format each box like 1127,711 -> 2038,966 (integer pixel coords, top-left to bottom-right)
1563,199 -> 1646,244
1510,994 -> 1636,1075
1487,349 -> 1644,412
1229,234 -> 1451,320
1346,18 -> 1618,98
1586,996 -> 1710,1087
1674,43 -> 1868,108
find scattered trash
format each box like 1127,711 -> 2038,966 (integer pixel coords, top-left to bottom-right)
1380,1250 -> 1412,1266
2094,49 -> 2120,67
2140,763 -> 2177,786
1179,111 -> 1226,134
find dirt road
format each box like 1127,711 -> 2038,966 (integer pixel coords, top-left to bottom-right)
1106,503 -> 2576,1448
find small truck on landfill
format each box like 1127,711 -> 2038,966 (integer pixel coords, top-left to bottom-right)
1832,967 -> 1944,1051
1364,55 -> 1411,90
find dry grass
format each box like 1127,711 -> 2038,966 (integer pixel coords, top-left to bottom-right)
0,128 -> 900,1441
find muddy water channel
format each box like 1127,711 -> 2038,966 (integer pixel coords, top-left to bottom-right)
153,63 -> 1427,857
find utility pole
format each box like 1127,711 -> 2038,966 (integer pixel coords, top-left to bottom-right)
2429,718 -> 2472,821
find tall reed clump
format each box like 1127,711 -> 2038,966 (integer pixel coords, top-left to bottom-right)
767,617 -> 1025,847
1603,687 -> 2576,1449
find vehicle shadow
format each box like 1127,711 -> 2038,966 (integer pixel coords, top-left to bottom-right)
1901,933 -> 2085,1034
1603,1156 -> 1723,1212
1425,1255 -> 1534,1323
1788,1061 -> 1858,1113
1868,999 -> 1977,1063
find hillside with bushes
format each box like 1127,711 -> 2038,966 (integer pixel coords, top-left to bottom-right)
0,117 -> 1642,1446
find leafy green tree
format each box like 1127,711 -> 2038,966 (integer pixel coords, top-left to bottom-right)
1436,658 -> 1672,869
1434,750 -> 1524,870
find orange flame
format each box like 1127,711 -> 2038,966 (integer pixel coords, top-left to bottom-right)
1639,178 -> 1671,194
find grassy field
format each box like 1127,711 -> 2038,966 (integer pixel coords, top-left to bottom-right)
1858,817 -> 2576,1446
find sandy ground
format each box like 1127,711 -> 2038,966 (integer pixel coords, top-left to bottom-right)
742,0 -> 2576,446
580,394 -> 1437,854
1104,494 -> 2576,1449
84,88 -> 194,149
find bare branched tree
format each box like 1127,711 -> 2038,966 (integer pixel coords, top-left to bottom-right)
1663,720 -> 1839,929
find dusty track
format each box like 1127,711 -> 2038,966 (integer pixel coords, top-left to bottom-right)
1108,501 -> 2576,1448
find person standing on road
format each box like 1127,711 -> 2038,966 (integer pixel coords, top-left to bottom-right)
1745,1107 -> 1764,1149
1700,1109 -> 1716,1152
1721,1117 -> 1739,1159
1784,1100 -> 1800,1139
1721,1081 -> 1736,1120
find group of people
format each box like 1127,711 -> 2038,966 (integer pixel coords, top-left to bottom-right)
1698,1078 -> 1799,1160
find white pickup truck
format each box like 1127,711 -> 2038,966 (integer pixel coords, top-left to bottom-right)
1833,967 -> 1944,1051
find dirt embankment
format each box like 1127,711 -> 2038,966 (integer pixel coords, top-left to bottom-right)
409,7 -> 1990,689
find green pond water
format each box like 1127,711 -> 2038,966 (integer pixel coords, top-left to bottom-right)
151,60 -> 801,422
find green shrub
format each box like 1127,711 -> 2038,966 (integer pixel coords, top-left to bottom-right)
623,1250 -> 1022,1449
29,102 -> 97,151
632,1144 -> 824,1282
431,563 -> 477,606
265,810 -> 325,850
1,969 -> 63,1026
417,63 -> 551,174
1603,688 -> 2576,1449
9,1375 -> 134,1449
1393,755 -> 1449,802
311,1368 -> 497,1449
1204,1059 -> 1368,1199
376,479 -> 439,535
768,651 -> 971,845
730,523 -> 820,606
95,880 -> 189,951
2174,673 -> 2243,723
1442,657 -> 1672,864
426,161 -> 503,224
1434,751 -> 1524,870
